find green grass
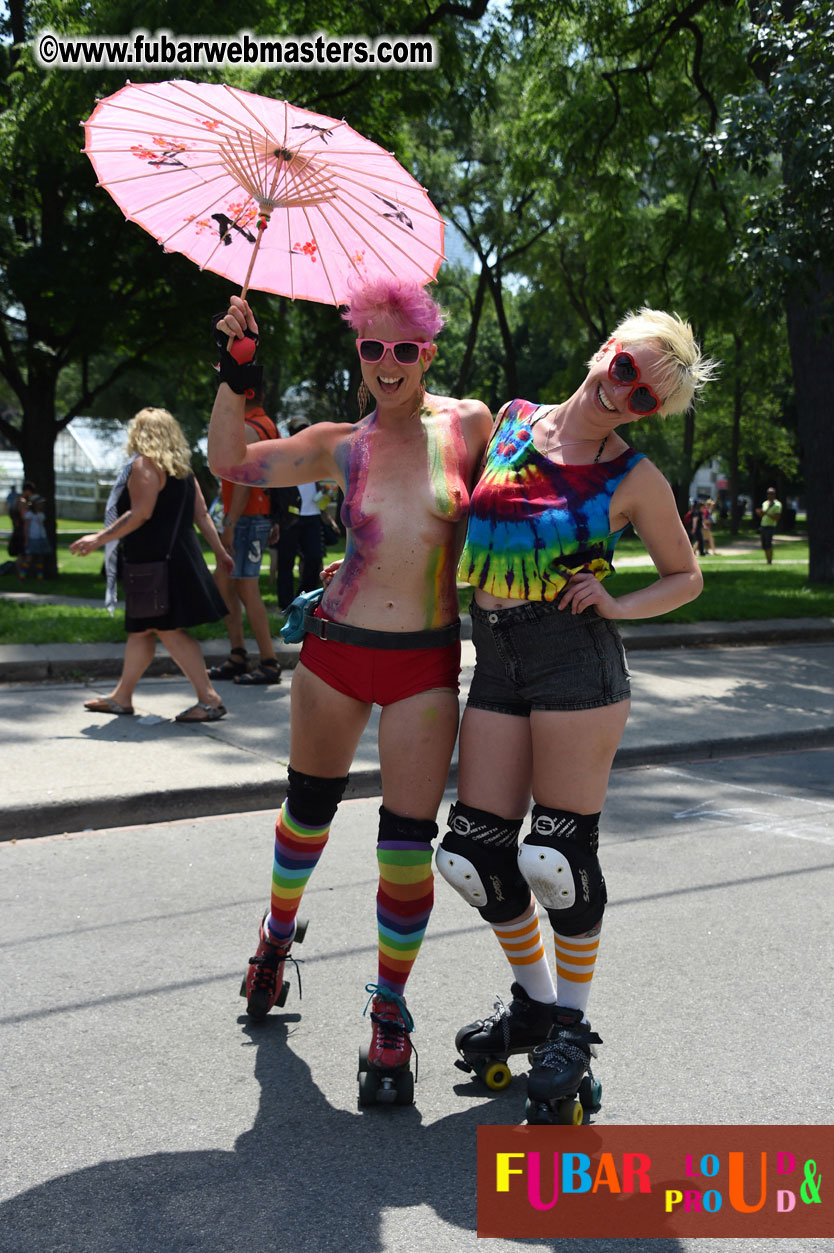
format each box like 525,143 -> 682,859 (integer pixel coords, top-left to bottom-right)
609,566 -> 834,623
2,524 -> 831,645
0,527 -> 345,644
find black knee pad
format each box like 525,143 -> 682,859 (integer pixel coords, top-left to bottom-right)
378,805 -> 438,848
285,766 -> 349,828
435,801 -> 531,923
518,804 -> 607,936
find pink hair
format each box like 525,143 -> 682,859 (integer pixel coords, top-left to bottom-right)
342,274 -> 445,340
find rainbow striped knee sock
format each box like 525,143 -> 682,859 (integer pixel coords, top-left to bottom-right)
376,810 -> 437,996
267,801 -> 332,945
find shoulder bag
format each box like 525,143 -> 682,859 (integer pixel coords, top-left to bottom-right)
123,480 -> 188,619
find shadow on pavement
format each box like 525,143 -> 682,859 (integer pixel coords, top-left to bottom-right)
0,1013 -> 686,1253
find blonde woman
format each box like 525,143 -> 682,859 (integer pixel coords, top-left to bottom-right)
438,309 -> 717,1122
71,407 -> 232,721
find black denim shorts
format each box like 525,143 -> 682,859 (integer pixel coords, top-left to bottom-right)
466,598 -> 631,715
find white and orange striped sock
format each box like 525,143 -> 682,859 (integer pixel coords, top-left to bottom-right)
491,907 -> 557,1003
552,928 -> 601,1016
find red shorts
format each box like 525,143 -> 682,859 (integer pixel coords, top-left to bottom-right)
299,611 -> 461,706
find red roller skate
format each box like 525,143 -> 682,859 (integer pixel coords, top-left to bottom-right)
240,915 -> 307,1020
357,983 -> 416,1106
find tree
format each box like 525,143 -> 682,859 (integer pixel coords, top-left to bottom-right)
719,0 -> 834,579
431,0 -> 807,520
0,0 -> 489,567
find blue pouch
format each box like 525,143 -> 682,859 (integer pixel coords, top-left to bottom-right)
280,587 -> 324,643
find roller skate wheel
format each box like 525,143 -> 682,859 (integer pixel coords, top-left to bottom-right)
375,1075 -> 398,1104
579,1076 -> 602,1114
358,1069 -> 380,1106
395,1069 -> 414,1105
275,979 -> 290,1009
524,1097 -> 554,1125
358,1044 -> 370,1074
293,918 -> 308,945
482,1060 -> 512,1091
556,1098 -> 584,1126
239,977 -> 247,998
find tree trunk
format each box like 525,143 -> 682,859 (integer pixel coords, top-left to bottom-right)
676,401 -> 696,516
19,373 -> 61,578
454,265 -> 488,395
484,262 -> 518,399
785,269 -> 834,583
729,333 -> 742,534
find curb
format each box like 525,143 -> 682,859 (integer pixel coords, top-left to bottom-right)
4,766 -> 389,842
618,618 -> 834,650
0,641 -> 304,684
7,726 -> 834,842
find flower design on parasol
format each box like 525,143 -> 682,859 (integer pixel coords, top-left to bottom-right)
82,80 -> 445,303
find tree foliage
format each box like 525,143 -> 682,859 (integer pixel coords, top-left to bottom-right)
1,0 -> 831,580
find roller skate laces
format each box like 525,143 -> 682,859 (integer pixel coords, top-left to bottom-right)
525,1009 -> 603,1125
242,917 -> 303,1019
457,982 -> 554,1057
363,983 -> 418,1077
477,992 -> 513,1052
528,1008 -> 601,1083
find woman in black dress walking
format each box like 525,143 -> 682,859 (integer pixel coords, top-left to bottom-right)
71,407 -> 233,721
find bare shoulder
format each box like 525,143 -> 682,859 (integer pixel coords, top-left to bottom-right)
315,420 -> 358,442
458,396 -> 493,433
431,394 -> 492,434
130,454 -> 163,481
616,455 -> 677,520
287,420 -> 358,452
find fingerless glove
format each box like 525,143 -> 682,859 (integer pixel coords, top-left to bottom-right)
212,313 -> 263,396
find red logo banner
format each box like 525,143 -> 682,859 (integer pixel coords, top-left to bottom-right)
477,1125 -> 832,1239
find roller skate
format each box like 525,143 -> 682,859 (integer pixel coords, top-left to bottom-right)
240,915 -> 307,1020
357,984 -> 415,1106
524,1006 -> 603,1125
455,982 -> 557,1091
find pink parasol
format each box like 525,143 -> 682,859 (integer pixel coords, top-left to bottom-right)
82,80 -> 445,303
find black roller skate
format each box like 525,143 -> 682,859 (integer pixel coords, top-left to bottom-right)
240,915 -> 307,1019
524,1006 -> 603,1125
455,982 -> 557,1091
357,984 -> 416,1106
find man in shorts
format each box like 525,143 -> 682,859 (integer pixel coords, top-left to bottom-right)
210,392 -> 282,685
756,487 -> 782,565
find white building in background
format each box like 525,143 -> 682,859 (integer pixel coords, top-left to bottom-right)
0,417 -> 131,521
689,458 -> 728,504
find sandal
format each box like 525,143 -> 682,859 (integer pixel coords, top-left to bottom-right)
175,702 -> 228,723
234,659 -> 282,686
84,697 -> 134,716
208,647 -> 249,681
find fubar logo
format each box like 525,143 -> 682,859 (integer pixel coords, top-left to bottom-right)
477,1125 -> 832,1239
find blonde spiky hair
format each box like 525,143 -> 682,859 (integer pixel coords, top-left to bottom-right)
592,309 -> 720,416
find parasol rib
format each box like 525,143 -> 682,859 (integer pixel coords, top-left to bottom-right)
321,195 -> 439,277
298,203 -> 340,305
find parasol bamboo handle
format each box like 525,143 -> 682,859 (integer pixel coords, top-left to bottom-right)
226,214 -> 268,351
240,215 -> 268,299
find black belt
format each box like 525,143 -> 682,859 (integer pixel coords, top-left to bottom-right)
303,613 -> 460,650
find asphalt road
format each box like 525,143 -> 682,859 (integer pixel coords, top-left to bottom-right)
2,746 -> 833,1253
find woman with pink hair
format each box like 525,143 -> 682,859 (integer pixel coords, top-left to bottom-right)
209,278 -> 491,1103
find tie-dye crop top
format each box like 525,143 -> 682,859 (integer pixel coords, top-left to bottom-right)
459,397 -> 646,601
